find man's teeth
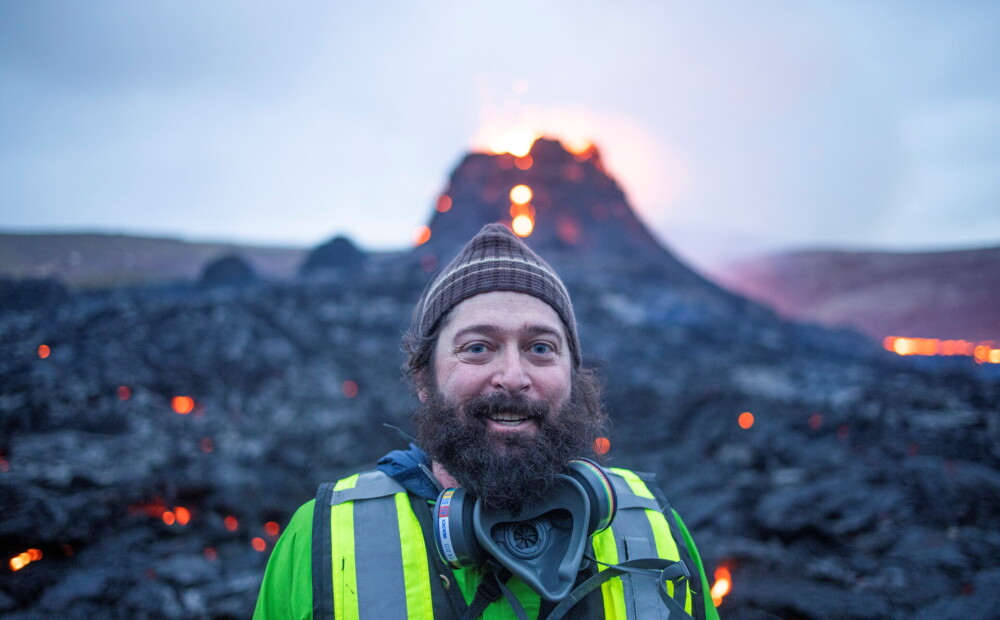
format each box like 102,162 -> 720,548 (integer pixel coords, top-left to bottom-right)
489,413 -> 529,426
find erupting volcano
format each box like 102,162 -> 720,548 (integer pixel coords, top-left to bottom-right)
412,137 -> 712,292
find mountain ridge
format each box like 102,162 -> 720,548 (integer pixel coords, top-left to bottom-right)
716,245 -> 1000,342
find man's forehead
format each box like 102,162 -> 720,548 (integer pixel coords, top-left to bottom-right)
442,291 -> 566,335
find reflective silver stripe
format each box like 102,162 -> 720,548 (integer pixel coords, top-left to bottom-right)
609,476 -> 671,620
353,489 -> 409,617
330,471 -> 406,505
614,494 -> 662,512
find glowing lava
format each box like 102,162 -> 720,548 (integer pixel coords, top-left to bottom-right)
711,565 -> 732,607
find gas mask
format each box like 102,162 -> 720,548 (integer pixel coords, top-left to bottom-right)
433,458 -> 617,601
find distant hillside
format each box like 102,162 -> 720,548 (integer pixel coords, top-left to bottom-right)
716,246 -> 1000,342
0,232 -> 307,289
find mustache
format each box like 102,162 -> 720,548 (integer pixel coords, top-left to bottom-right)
463,392 -> 550,421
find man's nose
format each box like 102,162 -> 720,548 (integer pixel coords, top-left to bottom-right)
492,347 -> 530,393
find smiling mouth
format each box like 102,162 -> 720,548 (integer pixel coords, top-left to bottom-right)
488,412 -> 532,427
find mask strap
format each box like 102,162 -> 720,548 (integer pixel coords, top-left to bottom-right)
460,566 -> 530,620
544,554 -> 695,620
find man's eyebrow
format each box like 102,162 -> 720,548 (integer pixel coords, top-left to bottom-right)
451,324 -> 565,343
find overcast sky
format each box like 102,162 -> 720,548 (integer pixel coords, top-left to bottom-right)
2,2 -> 998,268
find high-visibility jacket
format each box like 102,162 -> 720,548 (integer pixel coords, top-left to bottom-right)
254,467 -> 720,620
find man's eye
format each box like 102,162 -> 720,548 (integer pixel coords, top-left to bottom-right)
531,343 -> 553,355
465,343 -> 488,354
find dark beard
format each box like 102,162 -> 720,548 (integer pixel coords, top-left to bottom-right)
416,386 -> 599,515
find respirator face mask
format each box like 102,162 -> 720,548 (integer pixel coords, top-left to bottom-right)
433,458 -> 617,601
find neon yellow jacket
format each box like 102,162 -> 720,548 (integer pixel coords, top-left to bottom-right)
254,467 -> 720,620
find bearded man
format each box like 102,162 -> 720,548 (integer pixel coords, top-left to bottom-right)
254,224 -> 720,620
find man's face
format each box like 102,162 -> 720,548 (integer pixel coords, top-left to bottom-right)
429,291 -> 573,439
416,291 -> 590,513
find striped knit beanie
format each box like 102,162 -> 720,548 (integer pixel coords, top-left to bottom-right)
415,223 -> 581,367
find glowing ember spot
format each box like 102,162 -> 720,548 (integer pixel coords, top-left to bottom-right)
224,515 -> 239,532
511,215 -> 534,237
711,566 -> 732,607
514,155 -> 533,170
204,547 -> 218,561
738,412 -> 755,429
37,344 -> 50,359
593,437 -> 611,456
162,511 -> 176,526
172,396 -> 195,415
342,380 -> 359,399
974,345 -> 990,363
563,163 -> 584,181
27,549 -> 42,562
509,202 -> 535,220
808,413 -> 823,430
265,521 -> 281,537
0,457 -> 9,473
510,184 -> 533,205
436,195 -> 452,213
413,225 -> 431,247
564,138 -> 593,156
175,506 -> 191,526
251,537 -> 267,552
9,552 -> 31,572
117,385 -> 131,401
200,437 -> 214,453
991,349 -> 1000,364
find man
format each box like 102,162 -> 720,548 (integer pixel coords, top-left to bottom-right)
254,223 -> 720,619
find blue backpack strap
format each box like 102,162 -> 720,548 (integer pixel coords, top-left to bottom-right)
312,482 -> 337,620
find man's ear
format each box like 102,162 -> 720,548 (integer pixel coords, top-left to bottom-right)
415,369 -> 431,403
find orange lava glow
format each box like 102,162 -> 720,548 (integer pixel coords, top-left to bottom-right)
593,437 -> 611,456
162,511 -> 176,526
204,547 -> 218,561
487,129 -> 539,158
564,137 -> 594,156
711,566 -> 732,607
436,195 -> 452,213
172,396 -> 195,415
510,184 -> 533,205
511,215 -> 535,237
9,549 -> 42,572
413,225 -> 431,247
224,515 -> 239,532
37,344 -> 50,359
117,385 -> 131,401
738,412 -> 755,429
342,380 -> 359,399
252,537 -> 267,552
265,521 -> 281,537
175,506 -> 191,526
883,337 -> 999,364
514,155 -> 533,170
